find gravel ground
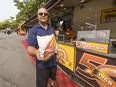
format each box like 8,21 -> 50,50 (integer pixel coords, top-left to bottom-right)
0,32 -> 36,87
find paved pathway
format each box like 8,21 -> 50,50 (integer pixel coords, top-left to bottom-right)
0,32 -> 36,87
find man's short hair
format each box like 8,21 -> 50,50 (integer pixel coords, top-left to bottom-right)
38,5 -> 47,9
37,5 -> 48,13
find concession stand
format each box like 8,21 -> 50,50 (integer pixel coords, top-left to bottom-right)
22,0 -> 116,86
75,30 -> 116,87
56,29 -> 116,87
48,0 -> 116,86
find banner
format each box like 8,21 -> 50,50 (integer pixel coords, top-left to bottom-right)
74,48 -> 116,87
76,41 -> 109,54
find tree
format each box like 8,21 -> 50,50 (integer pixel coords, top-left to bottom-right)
14,0 -> 48,23
0,20 -> 9,29
0,18 -> 18,30
10,20 -> 18,29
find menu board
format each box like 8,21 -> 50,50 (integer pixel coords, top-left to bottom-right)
74,48 -> 116,87
100,7 -> 116,23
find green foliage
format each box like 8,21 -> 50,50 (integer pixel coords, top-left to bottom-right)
14,0 -> 48,23
0,17 -> 18,30
10,20 -> 18,29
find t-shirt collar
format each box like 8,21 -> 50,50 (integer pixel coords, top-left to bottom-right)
37,23 -> 50,30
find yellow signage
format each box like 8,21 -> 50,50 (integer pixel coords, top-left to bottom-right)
57,44 -> 75,71
100,7 -> 116,23
76,41 -> 109,54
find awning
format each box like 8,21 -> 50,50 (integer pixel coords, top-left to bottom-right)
22,0 -> 91,28
22,0 -> 62,28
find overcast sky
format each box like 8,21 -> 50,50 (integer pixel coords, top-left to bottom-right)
0,0 -> 19,22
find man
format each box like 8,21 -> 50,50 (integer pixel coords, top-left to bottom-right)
27,7 -> 57,87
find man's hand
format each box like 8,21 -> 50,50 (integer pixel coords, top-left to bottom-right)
44,52 -> 54,61
36,50 -> 44,61
36,50 -> 54,61
56,54 -> 60,61
28,46 -> 55,61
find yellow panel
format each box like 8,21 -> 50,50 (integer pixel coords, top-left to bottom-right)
57,43 -> 75,71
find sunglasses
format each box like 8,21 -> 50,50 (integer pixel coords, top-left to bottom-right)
38,12 -> 49,16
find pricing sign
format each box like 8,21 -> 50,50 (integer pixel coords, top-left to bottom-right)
100,7 -> 116,23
